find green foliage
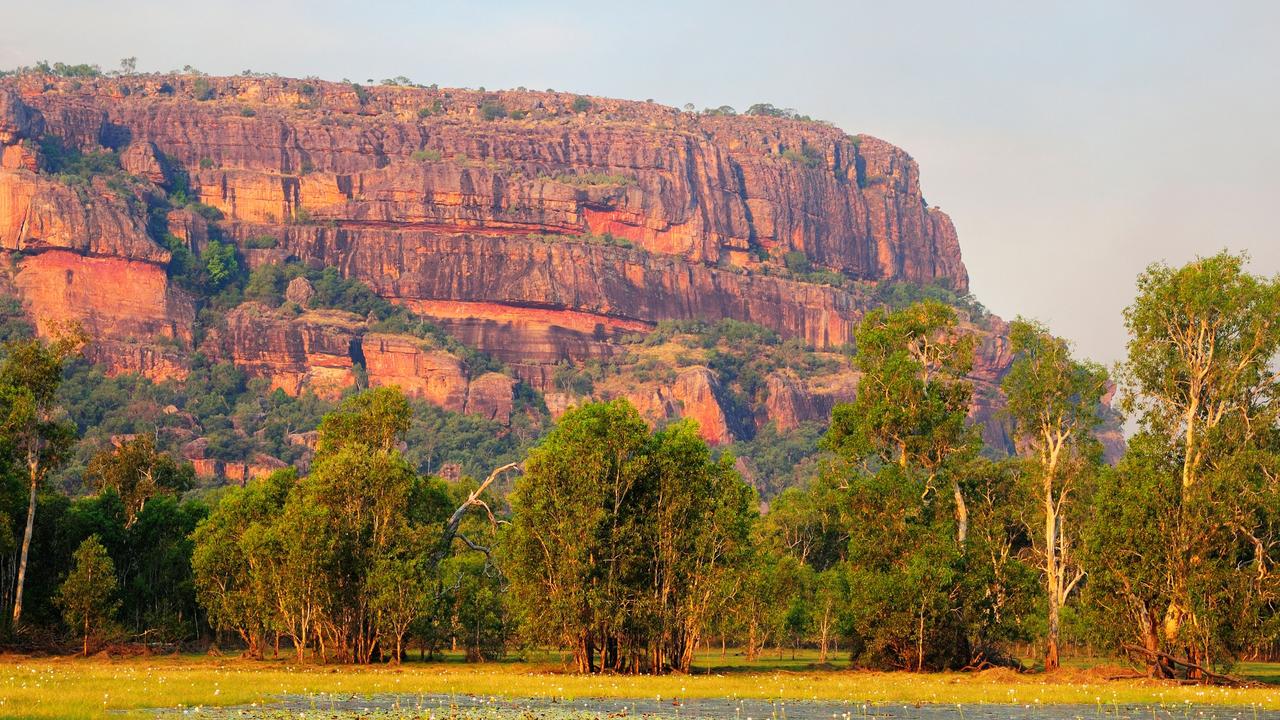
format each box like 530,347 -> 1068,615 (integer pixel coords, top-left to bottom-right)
403,399 -> 537,481
506,401 -> 755,672
55,491 -> 207,644
702,105 -> 738,116
816,302 -> 1027,669
192,387 -> 494,662
873,280 -> 987,319
551,363 -> 594,396
729,421 -> 828,499
528,231 -> 634,249
783,251 -> 812,274
546,172 -> 635,187
202,241 -> 240,290
1095,251 -> 1280,674
746,103 -> 814,121
24,60 -> 103,78
417,99 -> 445,118
192,77 -> 215,101
84,435 -> 193,527
242,262 -> 285,306
37,137 -> 123,187
411,149 -> 443,162
191,469 -> 293,657
780,144 -> 824,169
56,535 -> 119,653
1002,317 -> 1108,668
243,234 -> 278,249
427,553 -> 510,660
571,96 -> 592,113
480,100 -> 508,121
0,331 -> 82,624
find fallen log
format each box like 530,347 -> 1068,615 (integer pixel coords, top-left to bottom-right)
1122,644 -> 1252,686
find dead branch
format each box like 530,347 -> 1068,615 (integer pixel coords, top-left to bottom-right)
430,462 -> 521,568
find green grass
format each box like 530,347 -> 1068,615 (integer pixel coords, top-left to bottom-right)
4,650 -> 1280,719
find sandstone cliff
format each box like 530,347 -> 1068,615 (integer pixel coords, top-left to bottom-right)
0,72 -> 1103,480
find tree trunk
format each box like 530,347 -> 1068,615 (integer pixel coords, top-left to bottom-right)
1045,597 -> 1061,671
951,478 -> 968,546
1044,470 -> 1060,672
12,470 -> 37,626
818,608 -> 831,664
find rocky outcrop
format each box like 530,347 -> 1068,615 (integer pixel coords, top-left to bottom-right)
208,309 -> 519,420
464,372 -> 517,424
620,367 -> 734,445
0,171 -> 170,261
14,249 -> 192,379
361,333 -> 470,410
0,89 -> 193,379
210,303 -> 362,398
762,370 -> 859,431
285,276 -> 314,305
0,89 -> 42,144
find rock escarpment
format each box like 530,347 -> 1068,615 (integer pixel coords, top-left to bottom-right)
0,72 -> 1108,475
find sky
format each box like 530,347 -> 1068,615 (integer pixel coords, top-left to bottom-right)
5,0 -> 1279,368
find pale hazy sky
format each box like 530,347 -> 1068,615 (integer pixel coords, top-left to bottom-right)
5,0 -> 1279,367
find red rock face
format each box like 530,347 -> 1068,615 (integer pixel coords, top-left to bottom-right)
5,75 -> 965,349
210,303 -> 361,398
14,249 -> 192,379
618,367 -> 734,445
361,333 -> 470,410
762,370 -> 859,432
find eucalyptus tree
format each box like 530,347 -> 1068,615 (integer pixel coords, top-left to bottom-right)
0,328 -> 84,627
85,435 -> 194,528
1097,251 -> 1280,676
649,420 -> 754,672
1002,318 -> 1108,670
505,399 -> 652,672
505,400 -> 755,673
826,300 -> 977,543
191,468 -> 294,657
823,301 -> 983,669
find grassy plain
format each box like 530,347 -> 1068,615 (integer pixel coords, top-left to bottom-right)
3,649 -> 1280,719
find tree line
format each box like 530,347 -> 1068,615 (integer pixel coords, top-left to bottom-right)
0,251 -> 1278,679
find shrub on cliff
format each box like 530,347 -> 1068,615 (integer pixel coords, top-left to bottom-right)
37,137 -> 122,186
780,144 -> 824,169
192,77 -> 215,101
783,250 -> 812,274
417,99 -> 445,118
202,241 -> 240,290
746,103 -> 813,121
480,100 -> 507,121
